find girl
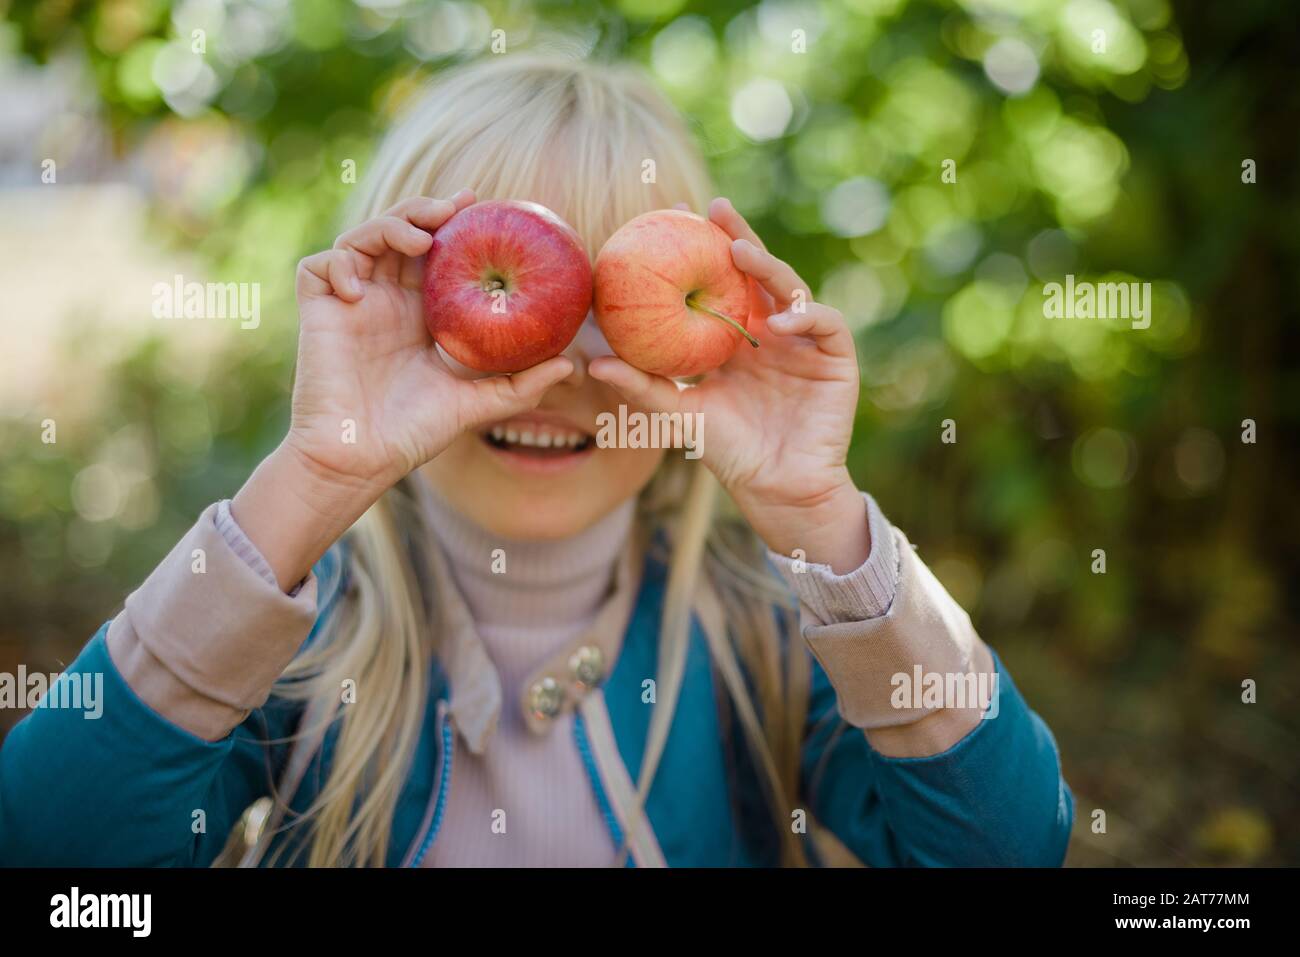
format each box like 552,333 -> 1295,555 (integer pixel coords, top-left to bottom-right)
0,54 -> 1072,867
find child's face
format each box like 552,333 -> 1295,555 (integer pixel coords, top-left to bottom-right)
421,184 -> 669,539
421,312 -> 667,539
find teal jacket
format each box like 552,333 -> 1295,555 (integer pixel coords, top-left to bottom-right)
0,542 -> 1073,867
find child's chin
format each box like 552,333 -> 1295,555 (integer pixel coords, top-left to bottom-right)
458,487 -> 606,542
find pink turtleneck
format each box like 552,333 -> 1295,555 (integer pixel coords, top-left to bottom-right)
415,484 -> 635,867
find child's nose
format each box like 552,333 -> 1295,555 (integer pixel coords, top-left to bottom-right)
556,313 -> 614,385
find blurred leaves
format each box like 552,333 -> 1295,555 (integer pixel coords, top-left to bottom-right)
1,0 -> 1297,865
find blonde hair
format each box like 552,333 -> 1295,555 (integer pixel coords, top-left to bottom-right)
255,53 -> 810,867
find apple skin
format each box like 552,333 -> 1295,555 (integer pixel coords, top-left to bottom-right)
593,209 -> 752,378
423,200 -> 592,374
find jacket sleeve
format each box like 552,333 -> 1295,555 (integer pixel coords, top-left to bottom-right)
771,494 -> 1073,867
800,650 -> 1073,866
0,502 -> 342,866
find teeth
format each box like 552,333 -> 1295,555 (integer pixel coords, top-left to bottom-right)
490,426 -> 590,449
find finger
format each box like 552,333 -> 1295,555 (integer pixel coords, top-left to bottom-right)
707,197 -> 781,315
298,250 -> 363,302
765,302 -> 855,358
587,356 -> 686,414
707,196 -> 767,252
399,191 -> 479,288
382,189 -> 476,232
460,356 -> 575,427
335,216 -> 434,262
730,238 -> 810,312
333,216 -> 432,286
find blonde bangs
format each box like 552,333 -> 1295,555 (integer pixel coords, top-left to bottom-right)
352,54 -> 714,258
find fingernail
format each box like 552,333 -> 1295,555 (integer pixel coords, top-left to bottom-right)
349,277 -> 363,296
732,238 -> 753,254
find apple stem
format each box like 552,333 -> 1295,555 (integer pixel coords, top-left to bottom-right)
686,296 -> 760,348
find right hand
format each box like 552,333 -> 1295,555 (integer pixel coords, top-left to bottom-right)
233,190 -> 573,590
285,189 -> 574,498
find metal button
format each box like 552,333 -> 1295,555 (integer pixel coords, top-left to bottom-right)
528,677 -> 564,720
568,645 -> 604,689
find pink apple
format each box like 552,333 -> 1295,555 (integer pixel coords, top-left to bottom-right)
593,209 -> 757,379
423,200 -> 592,374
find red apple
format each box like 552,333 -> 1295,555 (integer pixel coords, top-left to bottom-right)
423,200 -> 592,374
593,209 -> 757,379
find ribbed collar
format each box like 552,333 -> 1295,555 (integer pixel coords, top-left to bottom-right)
417,479 -> 636,631
412,476 -> 643,755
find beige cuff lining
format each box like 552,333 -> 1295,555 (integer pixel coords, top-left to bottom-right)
802,527 -> 978,729
106,502 -> 321,741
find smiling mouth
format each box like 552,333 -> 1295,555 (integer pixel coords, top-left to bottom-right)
481,424 -> 594,457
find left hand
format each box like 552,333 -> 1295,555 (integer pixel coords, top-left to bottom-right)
589,197 -> 869,572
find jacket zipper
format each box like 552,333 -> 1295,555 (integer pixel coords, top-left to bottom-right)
404,700 -> 453,867
572,711 -> 627,857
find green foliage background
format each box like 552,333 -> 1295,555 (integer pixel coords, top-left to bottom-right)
1,0 -> 1296,865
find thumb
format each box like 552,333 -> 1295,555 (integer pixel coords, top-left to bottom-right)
588,356 -> 687,414
459,356 -> 574,429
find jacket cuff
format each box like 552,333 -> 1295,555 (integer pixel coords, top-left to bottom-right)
106,501 -> 320,741
767,492 -> 900,624
788,523 -> 979,729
